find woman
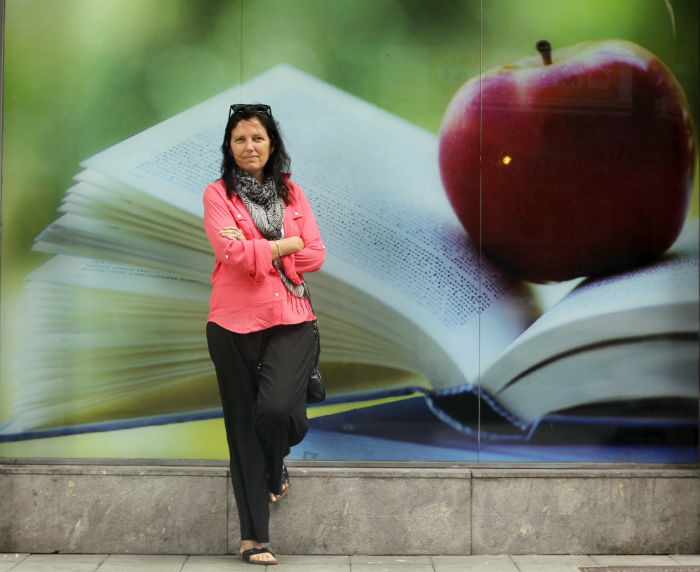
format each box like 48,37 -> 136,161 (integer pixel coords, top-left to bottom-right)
203,103 -> 325,565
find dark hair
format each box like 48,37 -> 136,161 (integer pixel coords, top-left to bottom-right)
220,103 -> 291,203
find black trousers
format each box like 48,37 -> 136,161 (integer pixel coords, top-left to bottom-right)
206,320 -> 313,543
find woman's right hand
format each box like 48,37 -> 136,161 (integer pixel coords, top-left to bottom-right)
220,226 -> 245,241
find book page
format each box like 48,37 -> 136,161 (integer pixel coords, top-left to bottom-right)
499,337 -> 698,424
75,169 -> 206,225
481,220 -> 699,397
8,256 -> 214,432
511,220 -> 698,345
24,254 -> 211,301
33,212 -> 213,280
61,181 -> 207,244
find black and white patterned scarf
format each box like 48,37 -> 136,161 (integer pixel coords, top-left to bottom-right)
234,170 -> 306,298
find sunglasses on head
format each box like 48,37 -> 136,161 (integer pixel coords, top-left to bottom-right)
229,103 -> 272,118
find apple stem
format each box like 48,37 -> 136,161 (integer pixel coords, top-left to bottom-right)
536,40 -> 552,65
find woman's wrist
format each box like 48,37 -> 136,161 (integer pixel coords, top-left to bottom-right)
271,236 -> 304,260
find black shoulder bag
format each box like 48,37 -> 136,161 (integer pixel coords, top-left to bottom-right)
305,288 -> 326,404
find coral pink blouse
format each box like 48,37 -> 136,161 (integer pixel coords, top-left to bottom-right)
203,177 -> 325,333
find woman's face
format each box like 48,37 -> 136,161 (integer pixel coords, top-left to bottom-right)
230,116 -> 272,182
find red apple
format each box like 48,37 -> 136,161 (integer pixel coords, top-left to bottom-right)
439,39 -> 695,282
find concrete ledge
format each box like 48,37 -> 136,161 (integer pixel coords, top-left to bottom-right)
471,472 -> 699,555
1,461 -> 697,555
268,466 -> 471,555
0,463 -> 228,555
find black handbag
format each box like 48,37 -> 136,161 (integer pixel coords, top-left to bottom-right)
306,320 -> 325,404
305,287 -> 326,404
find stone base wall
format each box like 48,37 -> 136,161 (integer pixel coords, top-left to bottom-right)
1,461 -> 698,555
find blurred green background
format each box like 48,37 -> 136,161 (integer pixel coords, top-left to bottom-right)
2,0 -> 697,278
1,0 -> 698,457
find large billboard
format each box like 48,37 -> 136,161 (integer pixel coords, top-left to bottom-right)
1,0 -> 697,462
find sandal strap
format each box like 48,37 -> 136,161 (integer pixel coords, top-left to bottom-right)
241,547 -> 276,560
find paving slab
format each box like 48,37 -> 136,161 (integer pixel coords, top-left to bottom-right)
0,554 -> 30,572
589,555 -> 688,567
432,554 -> 519,571
510,554 -> 598,572
2,553 -> 699,572
274,554 -> 351,571
182,554 -> 270,571
671,555 -> 700,566
349,555 -> 434,571
10,554 -> 107,572
95,554 -> 187,571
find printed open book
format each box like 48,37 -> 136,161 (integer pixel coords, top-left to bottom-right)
3,64 -> 697,440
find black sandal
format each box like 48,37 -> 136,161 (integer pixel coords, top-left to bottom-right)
239,547 -> 277,565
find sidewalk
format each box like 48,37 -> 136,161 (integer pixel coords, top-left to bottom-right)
1,553 -> 698,572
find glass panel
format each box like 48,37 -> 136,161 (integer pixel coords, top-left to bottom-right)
236,0 -> 483,461
477,0 -> 698,462
0,0 -> 244,459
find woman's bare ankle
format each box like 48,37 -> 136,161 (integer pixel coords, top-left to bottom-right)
240,539 -> 264,552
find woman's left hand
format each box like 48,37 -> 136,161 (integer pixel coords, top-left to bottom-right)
220,226 -> 245,241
